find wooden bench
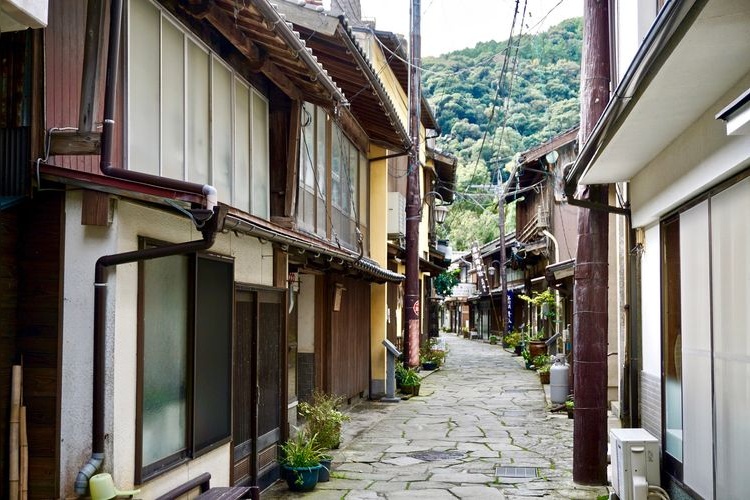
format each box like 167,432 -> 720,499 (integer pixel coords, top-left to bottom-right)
154,473 -> 258,500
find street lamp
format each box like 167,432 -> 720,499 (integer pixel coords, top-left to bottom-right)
423,191 -> 449,224
486,259 -> 502,287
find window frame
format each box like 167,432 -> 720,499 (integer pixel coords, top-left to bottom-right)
135,238 -> 234,484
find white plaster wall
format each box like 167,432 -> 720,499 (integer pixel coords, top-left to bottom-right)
640,223 -> 661,376
631,72 -> 750,227
298,273 -> 316,353
615,0 -> 657,86
60,191 -> 119,497
61,196 -> 271,497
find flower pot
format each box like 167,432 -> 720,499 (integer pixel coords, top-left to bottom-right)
514,344 -> 523,356
401,384 -> 420,396
567,408 -> 574,419
421,361 -> 438,371
528,340 -> 547,359
318,457 -> 332,482
283,464 -> 322,491
539,371 -> 550,384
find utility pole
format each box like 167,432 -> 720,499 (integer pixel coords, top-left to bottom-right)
497,183 -> 507,335
404,0 -> 422,367
573,0 -> 610,485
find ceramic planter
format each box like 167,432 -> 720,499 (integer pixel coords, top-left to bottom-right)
283,464 -> 322,491
421,361 -> 438,371
318,457 -> 332,482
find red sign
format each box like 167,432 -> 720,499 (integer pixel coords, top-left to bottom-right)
412,300 -> 420,317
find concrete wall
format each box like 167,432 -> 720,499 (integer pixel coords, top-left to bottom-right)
61,193 -> 273,497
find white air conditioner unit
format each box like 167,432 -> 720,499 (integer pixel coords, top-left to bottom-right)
387,192 -> 405,237
1,0 -> 48,32
610,428 -> 660,500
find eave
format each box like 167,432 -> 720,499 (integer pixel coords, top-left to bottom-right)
40,163 -> 403,284
178,0 -> 347,109
426,147 -> 457,203
566,0 -> 750,189
370,28 -> 440,133
274,2 -> 411,150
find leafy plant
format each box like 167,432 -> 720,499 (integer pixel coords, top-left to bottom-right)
434,268 -> 460,297
532,354 -> 550,369
521,348 -> 532,363
565,400 -> 574,410
420,341 -> 447,366
298,391 -> 350,450
489,335 -> 499,345
503,331 -> 521,348
537,363 -> 551,374
400,367 -> 421,387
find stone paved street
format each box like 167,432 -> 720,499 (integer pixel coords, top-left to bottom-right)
263,334 -> 611,499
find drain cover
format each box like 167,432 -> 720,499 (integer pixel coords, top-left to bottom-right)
408,450 -> 465,461
495,466 -> 538,478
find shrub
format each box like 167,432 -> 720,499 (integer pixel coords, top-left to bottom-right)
298,391 -> 350,450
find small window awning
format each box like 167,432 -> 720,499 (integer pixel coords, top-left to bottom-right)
545,259 -> 575,286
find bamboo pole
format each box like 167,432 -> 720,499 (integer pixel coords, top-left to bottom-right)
20,406 -> 28,500
9,365 -> 22,500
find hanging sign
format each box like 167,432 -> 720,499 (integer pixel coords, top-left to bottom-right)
470,241 -> 490,295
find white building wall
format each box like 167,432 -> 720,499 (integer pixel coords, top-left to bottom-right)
630,72 -> 750,228
614,0 -> 657,86
61,194 -> 272,497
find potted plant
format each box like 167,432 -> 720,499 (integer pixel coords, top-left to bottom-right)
461,326 -> 470,339
400,367 -> 421,396
280,431 -> 323,491
420,341 -> 446,370
489,334 -> 499,345
318,454 -> 333,483
521,348 -> 533,369
537,363 -> 551,384
298,391 -> 350,450
565,400 -> 574,419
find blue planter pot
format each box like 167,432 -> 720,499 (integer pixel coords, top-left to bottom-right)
318,457 -> 333,482
283,464 -> 322,491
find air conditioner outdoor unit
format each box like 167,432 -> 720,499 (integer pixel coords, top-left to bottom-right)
387,192 -> 405,237
610,428 -> 660,500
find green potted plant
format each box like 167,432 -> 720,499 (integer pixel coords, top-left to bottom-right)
298,391 -> 350,450
489,334 -> 499,345
537,363 -> 551,384
400,367 -> 421,396
461,326 -> 470,339
521,348 -> 533,369
420,341 -> 446,370
280,431 -> 323,491
565,399 -> 574,419
503,331 -> 521,349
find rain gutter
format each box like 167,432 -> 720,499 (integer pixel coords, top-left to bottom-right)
564,0 -> 704,197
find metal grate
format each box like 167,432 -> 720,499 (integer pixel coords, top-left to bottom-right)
495,466 -> 539,478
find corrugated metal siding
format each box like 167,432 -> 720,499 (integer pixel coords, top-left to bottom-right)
0,128 -> 30,196
45,0 -> 121,173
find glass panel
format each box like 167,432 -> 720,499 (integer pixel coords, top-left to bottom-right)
348,142 -> 358,218
662,218 -> 682,463
251,91 -> 269,218
234,79 -> 250,213
128,0 -> 160,175
160,18 -> 184,180
331,127 -> 342,210
187,40 -> 209,184
359,152 -> 368,255
712,177 -> 750,499
194,257 -> 233,453
211,58 -> 233,205
298,103 -> 316,231
679,201 -> 713,499
142,254 -> 189,466
288,285 -> 298,403
316,107 -> 327,237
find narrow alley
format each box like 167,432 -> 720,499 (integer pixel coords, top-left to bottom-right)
264,334 -> 610,499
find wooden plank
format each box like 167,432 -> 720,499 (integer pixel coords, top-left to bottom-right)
261,61 -> 301,101
20,406 -> 27,500
48,130 -> 101,155
80,190 -> 110,226
10,365 -> 22,500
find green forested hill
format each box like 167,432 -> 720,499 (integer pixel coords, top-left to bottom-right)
423,18 -> 582,251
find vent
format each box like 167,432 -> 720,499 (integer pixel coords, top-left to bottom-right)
233,456 -> 250,483
495,466 -> 538,478
387,192 -> 405,237
258,444 -> 278,471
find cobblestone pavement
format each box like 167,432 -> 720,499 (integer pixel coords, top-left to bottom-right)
263,334 -> 611,499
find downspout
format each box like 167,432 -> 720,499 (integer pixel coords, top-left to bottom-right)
75,0 -> 221,494
542,229 -> 561,341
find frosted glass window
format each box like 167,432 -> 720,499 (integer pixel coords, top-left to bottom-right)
711,177 -> 750,499
161,18 -> 185,180
211,58 -> 233,204
298,103 -> 316,231
128,0 -> 160,175
679,201 -> 713,499
234,79 -> 250,213
187,40 -> 209,185
349,143 -> 358,218
316,107 -> 328,237
251,91 -> 268,218
142,254 -> 189,468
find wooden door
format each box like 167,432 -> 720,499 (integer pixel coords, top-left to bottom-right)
232,287 -> 284,490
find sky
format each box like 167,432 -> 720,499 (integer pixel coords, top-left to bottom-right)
357,0 -> 583,58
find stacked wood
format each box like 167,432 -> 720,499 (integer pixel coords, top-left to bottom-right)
9,365 -> 21,500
